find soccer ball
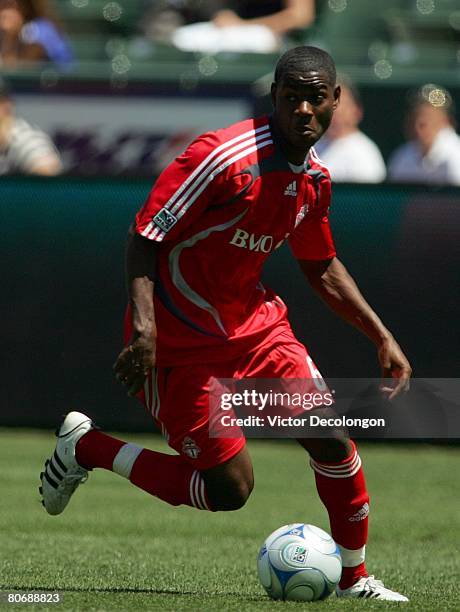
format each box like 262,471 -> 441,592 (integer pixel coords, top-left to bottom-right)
257,523 -> 342,602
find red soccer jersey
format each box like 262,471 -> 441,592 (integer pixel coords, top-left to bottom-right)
132,116 -> 336,366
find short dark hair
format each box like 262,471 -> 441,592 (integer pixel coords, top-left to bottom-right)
274,46 -> 336,85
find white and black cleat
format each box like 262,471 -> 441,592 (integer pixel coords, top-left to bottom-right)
39,411 -> 95,515
337,576 -> 409,601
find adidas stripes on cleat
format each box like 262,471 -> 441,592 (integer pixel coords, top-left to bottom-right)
39,411 -> 94,515
336,576 -> 409,601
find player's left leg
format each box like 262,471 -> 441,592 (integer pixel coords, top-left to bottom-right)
297,436 -> 369,590
241,334 -> 370,589
298,437 -> 407,600
240,327 -> 407,601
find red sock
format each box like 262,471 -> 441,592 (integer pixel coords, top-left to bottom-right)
76,430 -> 124,470
310,441 -> 369,590
76,430 -> 212,511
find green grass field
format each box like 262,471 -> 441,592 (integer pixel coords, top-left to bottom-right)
0,430 -> 458,611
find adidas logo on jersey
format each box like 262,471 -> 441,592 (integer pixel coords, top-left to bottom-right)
284,181 -> 297,197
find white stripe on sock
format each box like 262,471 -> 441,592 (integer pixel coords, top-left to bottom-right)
112,443 -> 143,478
189,470 -> 199,508
188,470 -> 209,510
310,454 -> 362,478
199,477 -> 210,511
311,450 -> 358,471
194,471 -> 204,509
338,544 -> 366,567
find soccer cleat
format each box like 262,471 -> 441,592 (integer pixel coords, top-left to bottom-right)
39,411 -> 95,515
336,576 -> 409,601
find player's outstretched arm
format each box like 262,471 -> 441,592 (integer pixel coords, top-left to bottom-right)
113,225 -> 157,396
298,256 -> 412,399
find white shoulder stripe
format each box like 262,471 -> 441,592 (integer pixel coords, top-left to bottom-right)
145,136 -> 273,241
164,124 -> 270,211
141,124 -> 270,240
169,129 -> 270,217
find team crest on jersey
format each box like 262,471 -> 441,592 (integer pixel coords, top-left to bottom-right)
182,437 -> 201,459
153,208 -> 178,233
295,203 -> 309,228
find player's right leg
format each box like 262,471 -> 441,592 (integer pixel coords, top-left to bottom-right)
39,362 -> 253,515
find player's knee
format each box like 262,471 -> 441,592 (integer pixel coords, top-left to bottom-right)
203,447 -> 254,511
205,470 -> 254,511
298,435 -> 353,463
213,475 -> 254,511
231,474 -> 254,509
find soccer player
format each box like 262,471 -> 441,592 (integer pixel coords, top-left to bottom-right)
40,46 -> 411,601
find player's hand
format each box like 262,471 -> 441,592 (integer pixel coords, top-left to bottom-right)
113,334 -> 156,397
377,335 -> 412,401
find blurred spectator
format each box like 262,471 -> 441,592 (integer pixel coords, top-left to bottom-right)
140,0 -> 216,44
212,0 -> 315,35
0,82 -> 62,175
315,76 -> 386,183
0,0 -> 73,68
388,86 -> 460,186
171,0 -> 315,53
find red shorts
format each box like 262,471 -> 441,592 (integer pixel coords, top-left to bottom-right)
138,327 -> 326,470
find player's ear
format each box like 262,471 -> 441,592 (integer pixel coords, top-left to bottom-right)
332,85 -> 341,111
270,82 -> 277,108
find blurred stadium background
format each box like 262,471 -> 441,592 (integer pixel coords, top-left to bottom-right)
3,0 -> 460,175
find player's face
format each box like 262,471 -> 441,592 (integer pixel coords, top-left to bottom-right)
271,71 -> 340,162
